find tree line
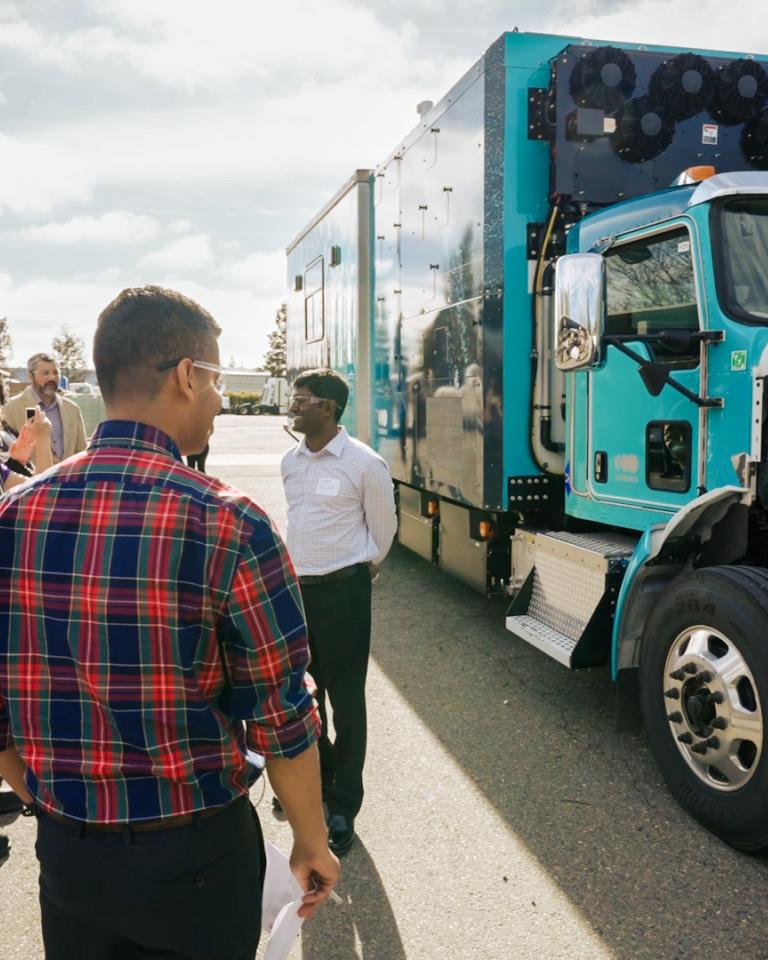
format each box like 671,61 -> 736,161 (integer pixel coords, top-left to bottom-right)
0,317 -> 89,382
0,301 -> 287,385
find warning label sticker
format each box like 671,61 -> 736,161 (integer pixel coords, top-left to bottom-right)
702,124 -> 719,146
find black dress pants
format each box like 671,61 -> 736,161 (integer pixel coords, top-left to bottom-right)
35,796 -> 264,960
302,566 -> 372,820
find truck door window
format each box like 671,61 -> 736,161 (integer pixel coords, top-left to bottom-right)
605,227 -> 699,367
714,198 -> 768,324
304,258 -> 324,342
646,420 -> 692,492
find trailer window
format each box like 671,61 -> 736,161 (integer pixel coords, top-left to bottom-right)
713,198 -> 768,325
304,258 -> 324,342
605,227 -> 700,367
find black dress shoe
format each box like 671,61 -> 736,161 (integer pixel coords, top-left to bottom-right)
327,814 -> 355,856
0,792 -> 23,816
0,833 -> 9,862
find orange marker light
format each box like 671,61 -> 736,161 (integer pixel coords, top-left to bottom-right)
478,520 -> 495,539
672,165 -> 716,186
426,500 -> 439,517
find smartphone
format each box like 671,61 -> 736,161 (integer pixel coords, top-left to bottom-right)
25,407 -> 37,420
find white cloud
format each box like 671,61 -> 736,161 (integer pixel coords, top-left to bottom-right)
137,233 -> 215,273
559,0 -> 768,51
0,133 -> 91,214
21,210 -> 162,244
0,275 -> 276,369
168,218 -> 194,235
215,249 -> 285,292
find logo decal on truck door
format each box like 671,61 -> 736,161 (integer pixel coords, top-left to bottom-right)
731,350 -> 747,372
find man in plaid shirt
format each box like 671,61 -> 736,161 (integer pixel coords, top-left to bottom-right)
0,286 -> 338,960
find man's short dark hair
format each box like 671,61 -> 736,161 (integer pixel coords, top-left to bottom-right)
93,286 -> 221,402
293,368 -> 348,422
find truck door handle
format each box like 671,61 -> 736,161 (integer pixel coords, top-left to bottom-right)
594,451 -> 608,483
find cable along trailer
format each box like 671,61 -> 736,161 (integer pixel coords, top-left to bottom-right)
286,31 -> 768,851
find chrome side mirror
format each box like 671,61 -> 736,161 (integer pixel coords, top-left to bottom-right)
554,253 -> 605,371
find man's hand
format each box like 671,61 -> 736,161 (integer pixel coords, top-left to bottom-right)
265,746 -> 340,918
290,841 -> 341,918
10,410 -> 52,466
368,562 -> 380,582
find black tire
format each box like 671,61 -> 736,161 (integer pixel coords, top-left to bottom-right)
252,407 -> 262,416
640,565 -> 768,851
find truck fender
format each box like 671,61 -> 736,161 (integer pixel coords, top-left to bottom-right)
611,485 -> 749,678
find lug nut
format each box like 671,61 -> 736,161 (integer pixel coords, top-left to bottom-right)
709,691 -> 724,704
667,712 -> 683,723
670,669 -> 686,680
691,742 -> 708,754
683,662 -> 698,674
665,688 -> 681,700
711,717 -> 727,729
678,732 -> 693,744
706,737 -> 720,749
699,671 -> 712,683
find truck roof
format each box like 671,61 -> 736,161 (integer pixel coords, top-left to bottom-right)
572,171 -> 768,251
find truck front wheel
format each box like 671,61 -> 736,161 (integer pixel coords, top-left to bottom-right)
639,566 -> 768,851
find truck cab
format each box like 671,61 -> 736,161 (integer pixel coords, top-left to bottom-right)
287,32 -> 768,851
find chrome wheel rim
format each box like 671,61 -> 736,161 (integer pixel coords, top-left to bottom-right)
663,625 -> 763,791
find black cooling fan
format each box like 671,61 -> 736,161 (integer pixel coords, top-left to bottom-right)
648,53 -> 715,120
569,45 -> 637,112
611,96 -> 675,163
741,110 -> 768,169
710,58 -> 768,124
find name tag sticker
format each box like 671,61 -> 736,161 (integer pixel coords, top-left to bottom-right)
315,477 -> 340,496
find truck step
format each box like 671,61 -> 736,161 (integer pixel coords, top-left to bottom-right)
506,530 -> 636,668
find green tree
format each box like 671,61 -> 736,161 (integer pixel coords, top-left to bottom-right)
52,325 -> 88,382
0,316 -> 13,369
262,302 -> 287,378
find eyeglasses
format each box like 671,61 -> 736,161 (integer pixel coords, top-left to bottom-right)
288,394 -> 335,408
156,358 -> 225,392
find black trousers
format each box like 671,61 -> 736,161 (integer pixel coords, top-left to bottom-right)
302,566 -> 372,820
186,444 -> 209,473
36,796 -> 264,960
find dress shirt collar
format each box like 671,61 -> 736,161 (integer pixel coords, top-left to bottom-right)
89,420 -> 183,462
296,425 -> 349,459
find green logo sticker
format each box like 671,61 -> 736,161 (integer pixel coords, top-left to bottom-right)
731,350 -> 747,372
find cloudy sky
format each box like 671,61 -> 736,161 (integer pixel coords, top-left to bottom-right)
1,0 -> 767,370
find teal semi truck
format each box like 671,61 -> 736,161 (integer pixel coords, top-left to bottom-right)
286,31 -> 768,850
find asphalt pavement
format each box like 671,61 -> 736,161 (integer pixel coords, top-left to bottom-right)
2,415 -> 768,960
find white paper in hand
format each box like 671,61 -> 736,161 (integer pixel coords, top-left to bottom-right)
262,841 -> 306,960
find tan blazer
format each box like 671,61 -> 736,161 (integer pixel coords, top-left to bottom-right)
2,385 -> 88,463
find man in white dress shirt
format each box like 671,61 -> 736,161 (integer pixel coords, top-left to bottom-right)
281,369 -> 396,855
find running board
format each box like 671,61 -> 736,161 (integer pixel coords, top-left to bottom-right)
506,530 -> 635,669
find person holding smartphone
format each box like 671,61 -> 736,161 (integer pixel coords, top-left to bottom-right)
1,353 -> 86,462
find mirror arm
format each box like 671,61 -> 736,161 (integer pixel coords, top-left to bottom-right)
608,330 -> 724,346
603,336 -> 723,408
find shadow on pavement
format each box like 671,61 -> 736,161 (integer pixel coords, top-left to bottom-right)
300,839 -> 406,960
371,545 -> 768,960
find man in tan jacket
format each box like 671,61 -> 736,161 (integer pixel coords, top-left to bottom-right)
2,353 -> 87,463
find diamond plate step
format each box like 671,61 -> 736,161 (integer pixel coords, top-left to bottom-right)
506,529 -> 636,669
505,614 -> 578,667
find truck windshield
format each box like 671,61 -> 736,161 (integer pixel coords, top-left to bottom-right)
714,198 -> 768,324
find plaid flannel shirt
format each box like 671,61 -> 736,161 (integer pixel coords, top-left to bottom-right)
0,420 -> 319,823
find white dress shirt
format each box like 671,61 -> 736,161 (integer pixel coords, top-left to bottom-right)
281,427 -> 397,576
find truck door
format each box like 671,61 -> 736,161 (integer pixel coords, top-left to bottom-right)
577,223 -> 705,519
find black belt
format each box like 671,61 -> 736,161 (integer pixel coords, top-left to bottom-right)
40,795 -> 244,833
298,563 -> 366,587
